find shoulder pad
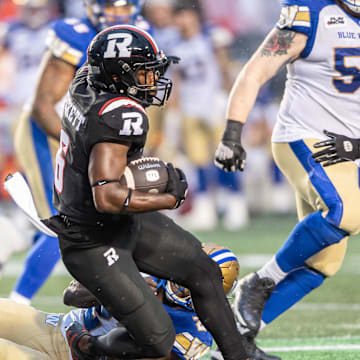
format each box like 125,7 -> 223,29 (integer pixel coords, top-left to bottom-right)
98,97 -> 148,139
99,97 -> 146,116
277,1 -> 312,33
46,18 -> 96,67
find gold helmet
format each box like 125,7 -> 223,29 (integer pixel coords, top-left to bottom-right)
161,243 -> 239,310
201,243 -> 239,294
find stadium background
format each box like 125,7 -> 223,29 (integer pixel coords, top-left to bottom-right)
0,0 -> 360,359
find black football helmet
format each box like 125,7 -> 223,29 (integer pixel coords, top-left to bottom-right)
87,25 -> 178,106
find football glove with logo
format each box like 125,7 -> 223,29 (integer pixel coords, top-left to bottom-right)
214,120 -> 246,172
166,163 -> 188,209
312,130 -> 360,166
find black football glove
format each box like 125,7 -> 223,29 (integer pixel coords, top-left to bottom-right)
312,130 -> 360,167
214,120 -> 246,172
166,163 -> 188,209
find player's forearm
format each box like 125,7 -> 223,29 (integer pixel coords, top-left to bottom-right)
124,191 -> 176,213
94,185 -> 176,214
31,104 -> 61,140
226,64 -> 263,124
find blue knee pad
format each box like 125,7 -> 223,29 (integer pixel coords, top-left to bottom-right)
262,267 -> 324,324
13,232 -> 60,300
276,211 -> 348,272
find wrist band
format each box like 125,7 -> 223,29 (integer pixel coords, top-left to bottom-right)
222,120 -> 244,143
91,179 -> 120,187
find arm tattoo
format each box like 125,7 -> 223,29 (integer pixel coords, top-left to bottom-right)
261,30 -> 296,57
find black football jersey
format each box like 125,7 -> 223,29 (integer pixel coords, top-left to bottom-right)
53,68 -> 149,223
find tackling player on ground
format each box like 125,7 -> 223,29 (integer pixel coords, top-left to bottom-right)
0,243 -> 239,360
214,0 -> 360,347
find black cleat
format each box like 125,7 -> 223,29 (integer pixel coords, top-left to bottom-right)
234,273 -> 275,336
65,321 -> 99,360
244,336 -> 281,360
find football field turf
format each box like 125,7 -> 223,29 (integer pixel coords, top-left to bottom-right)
1,214 -> 360,359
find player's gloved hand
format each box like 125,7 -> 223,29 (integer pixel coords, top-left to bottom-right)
312,130 -> 360,166
214,120 -> 246,172
166,163 -> 188,209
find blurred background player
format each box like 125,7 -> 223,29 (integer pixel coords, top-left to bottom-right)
0,243 -> 242,360
10,0 -> 147,305
167,0 -> 249,231
215,0 -> 360,346
0,0 -> 57,277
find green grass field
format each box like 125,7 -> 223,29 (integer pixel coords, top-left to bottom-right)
1,213 -> 360,359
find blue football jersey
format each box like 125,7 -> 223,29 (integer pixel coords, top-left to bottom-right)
46,17 -> 96,69
46,16 -> 153,70
164,304 -> 213,360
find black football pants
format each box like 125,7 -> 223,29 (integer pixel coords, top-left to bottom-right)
55,212 -> 247,360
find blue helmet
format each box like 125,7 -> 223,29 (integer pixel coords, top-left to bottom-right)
339,0 -> 360,14
85,0 -> 144,31
157,243 -> 240,311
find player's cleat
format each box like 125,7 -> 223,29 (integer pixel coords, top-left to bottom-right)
244,336 -> 281,360
234,273 -> 275,335
65,321 -> 99,360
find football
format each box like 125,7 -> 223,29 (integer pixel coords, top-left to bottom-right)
202,243 -> 240,294
120,157 -> 169,194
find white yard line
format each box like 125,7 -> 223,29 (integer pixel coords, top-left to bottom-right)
264,344 -> 360,352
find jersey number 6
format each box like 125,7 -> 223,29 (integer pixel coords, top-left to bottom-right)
55,129 -> 70,194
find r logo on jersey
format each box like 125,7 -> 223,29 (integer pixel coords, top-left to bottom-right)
104,247 -> 119,266
119,112 -> 144,136
104,33 -> 133,58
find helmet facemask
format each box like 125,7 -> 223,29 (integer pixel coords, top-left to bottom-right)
339,0 -> 360,14
100,51 -> 173,106
161,280 -> 193,311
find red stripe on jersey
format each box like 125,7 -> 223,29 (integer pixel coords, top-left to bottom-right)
98,97 -> 146,115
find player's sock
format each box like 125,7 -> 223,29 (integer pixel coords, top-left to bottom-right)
10,232 -> 60,301
257,256 -> 287,284
261,267 -> 325,324
275,211 -> 348,273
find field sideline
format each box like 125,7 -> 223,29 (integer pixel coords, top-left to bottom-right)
1,214 -> 360,359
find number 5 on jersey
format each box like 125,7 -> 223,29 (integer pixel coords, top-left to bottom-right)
55,129 -> 70,194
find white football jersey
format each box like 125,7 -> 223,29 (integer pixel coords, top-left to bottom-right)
3,22 -> 49,105
170,33 -> 222,122
272,0 -> 360,143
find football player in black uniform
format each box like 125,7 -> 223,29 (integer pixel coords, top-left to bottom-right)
44,25 -> 253,360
